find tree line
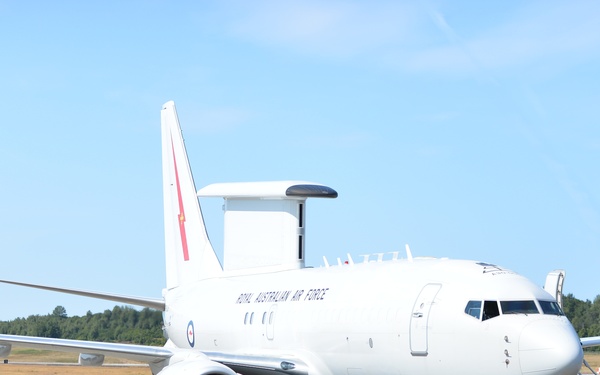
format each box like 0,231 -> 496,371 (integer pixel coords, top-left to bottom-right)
0,294 -> 598,348
0,305 -> 165,346
563,293 -> 600,349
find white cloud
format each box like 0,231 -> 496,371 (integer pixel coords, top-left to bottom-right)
226,0 -> 418,59
217,1 -> 600,77
185,107 -> 253,133
414,111 -> 461,123
546,158 -> 600,235
404,2 -> 600,76
298,131 -> 376,149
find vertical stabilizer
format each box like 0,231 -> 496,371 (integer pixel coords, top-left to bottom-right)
161,101 -> 222,289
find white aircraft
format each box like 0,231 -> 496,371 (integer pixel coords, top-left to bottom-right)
1,101 -> 599,375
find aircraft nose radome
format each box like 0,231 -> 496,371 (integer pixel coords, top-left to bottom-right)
519,319 -> 583,375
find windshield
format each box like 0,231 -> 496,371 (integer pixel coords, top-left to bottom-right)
539,300 -> 565,316
465,299 -> 564,320
500,300 -> 539,315
464,300 -> 482,319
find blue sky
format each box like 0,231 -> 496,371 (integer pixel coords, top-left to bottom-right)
0,1 -> 599,321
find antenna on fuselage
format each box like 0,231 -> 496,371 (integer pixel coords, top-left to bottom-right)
346,253 -> 354,266
197,181 -> 337,272
405,244 -> 413,262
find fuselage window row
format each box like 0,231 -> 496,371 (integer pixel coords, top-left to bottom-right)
244,311 -> 268,325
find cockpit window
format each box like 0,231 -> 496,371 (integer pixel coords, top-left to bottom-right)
539,300 -> 565,316
482,300 -> 500,321
465,300 -> 482,319
500,300 -> 539,315
466,299 -> 561,321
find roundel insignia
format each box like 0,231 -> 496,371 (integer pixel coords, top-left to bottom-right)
187,320 -> 195,348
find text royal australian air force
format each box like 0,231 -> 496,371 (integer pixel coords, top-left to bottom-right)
235,288 -> 330,304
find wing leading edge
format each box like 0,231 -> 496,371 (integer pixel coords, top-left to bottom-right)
581,336 -> 600,348
0,279 -> 164,311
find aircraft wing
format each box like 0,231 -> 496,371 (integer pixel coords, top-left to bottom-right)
0,334 -> 310,374
0,334 -> 172,365
0,279 -> 164,311
581,336 -> 600,348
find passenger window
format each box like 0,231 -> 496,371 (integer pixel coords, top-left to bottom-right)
244,312 -> 249,325
500,300 -> 539,315
539,300 -> 565,316
262,312 -> 267,324
250,312 -> 255,324
464,300 -> 482,319
482,300 -> 500,321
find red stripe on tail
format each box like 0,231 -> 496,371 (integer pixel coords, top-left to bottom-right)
171,137 -> 190,261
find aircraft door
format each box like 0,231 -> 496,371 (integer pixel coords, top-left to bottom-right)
266,305 -> 277,340
409,283 -> 441,356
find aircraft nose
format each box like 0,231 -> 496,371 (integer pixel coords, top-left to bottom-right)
519,319 -> 583,375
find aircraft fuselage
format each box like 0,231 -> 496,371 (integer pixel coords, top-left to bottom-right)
164,258 -> 583,375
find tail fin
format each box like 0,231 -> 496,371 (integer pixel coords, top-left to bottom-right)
161,101 -> 222,289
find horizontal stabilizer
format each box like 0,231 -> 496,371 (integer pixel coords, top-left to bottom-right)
0,279 -> 164,311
